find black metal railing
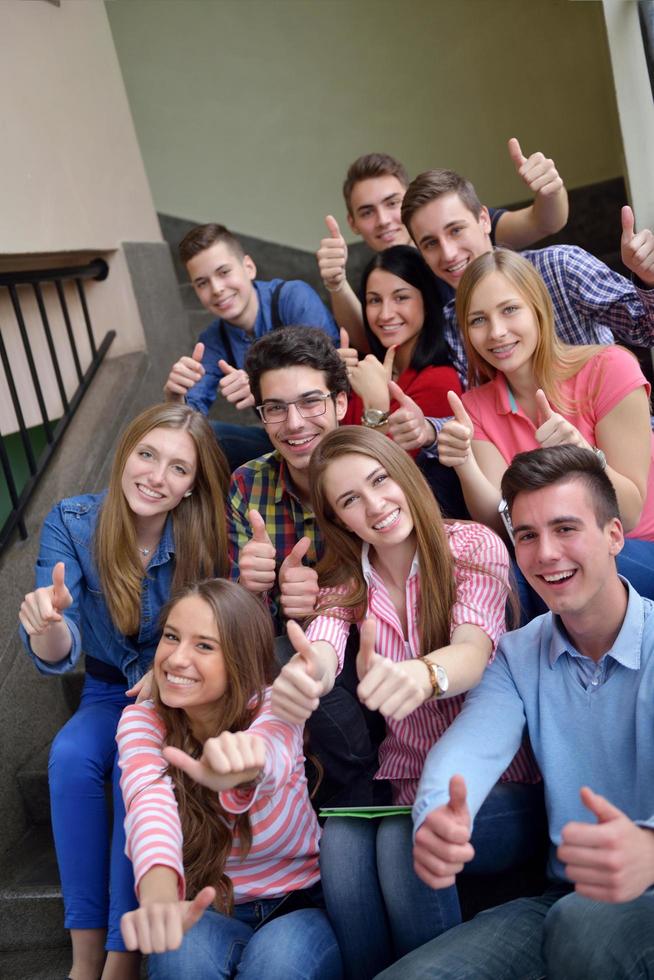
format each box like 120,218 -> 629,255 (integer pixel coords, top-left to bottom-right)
0,257 -> 115,554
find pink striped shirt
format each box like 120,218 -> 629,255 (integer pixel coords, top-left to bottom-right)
306,521 -> 540,804
117,690 -> 321,903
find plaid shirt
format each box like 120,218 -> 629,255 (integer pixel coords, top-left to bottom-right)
424,244 -> 654,452
228,451 -> 321,630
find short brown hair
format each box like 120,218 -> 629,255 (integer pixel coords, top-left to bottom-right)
178,223 -> 245,265
401,170 -> 482,238
342,153 -> 409,214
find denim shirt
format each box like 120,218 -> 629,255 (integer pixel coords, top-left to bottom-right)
20,492 -> 175,689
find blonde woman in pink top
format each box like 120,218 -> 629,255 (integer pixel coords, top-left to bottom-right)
117,579 -> 341,978
438,248 -> 654,600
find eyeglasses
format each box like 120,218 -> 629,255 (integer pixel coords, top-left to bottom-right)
256,392 -> 335,424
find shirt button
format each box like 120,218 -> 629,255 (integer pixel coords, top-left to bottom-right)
591,678 -> 599,686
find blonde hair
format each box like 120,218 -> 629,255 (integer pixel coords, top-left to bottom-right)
456,250 -> 608,408
309,427 -> 456,653
95,404 -> 230,635
153,579 -> 276,913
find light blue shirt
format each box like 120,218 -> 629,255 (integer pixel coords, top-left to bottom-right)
413,580 -> 654,882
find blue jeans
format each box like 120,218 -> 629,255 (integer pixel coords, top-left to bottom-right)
320,782 -> 546,980
147,891 -> 343,979
48,675 -> 137,951
211,421 -> 272,472
618,538 -> 654,600
376,885 -> 654,979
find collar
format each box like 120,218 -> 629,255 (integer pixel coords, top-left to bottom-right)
491,373 -> 519,415
360,540 -> 420,585
548,577 -> 644,670
149,514 -> 176,565
273,453 -> 309,510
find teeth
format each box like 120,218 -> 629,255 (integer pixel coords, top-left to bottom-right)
542,571 -> 575,582
287,437 -> 313,446
447,260 -> 467,273
139,485 -> 163,499
373,509 -> 400,530
490,344 -> 516,354
166,673 -> 196,686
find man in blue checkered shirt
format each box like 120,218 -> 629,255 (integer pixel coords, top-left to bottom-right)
382,169 -> 654,456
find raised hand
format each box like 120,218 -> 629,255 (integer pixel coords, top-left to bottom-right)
437,391 -> 474,467
356,617 -> 430,721
121,886 -> 215,954
338,327 -> 359,371
164,730 -> 266,793
217,359 -> 255,410
19,561 -> 73,636
413,775 -> 475,888
271,619 -> 328,723
349,351 -> 394,409
164,342 -> 205,402
508,138 -> 564,200
317,215 -> 348,293
558,786 -> 654,903
621,205 -> 654,287
386,380 -> 436,451
279,537 -> 319,620
238,509 -> 276,594
534,389 -> 590,450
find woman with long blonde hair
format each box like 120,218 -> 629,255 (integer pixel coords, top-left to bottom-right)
438,248 -> 654,598
18,404 -> 229,980
270,426 -> 544,978
117,579 -> 341,978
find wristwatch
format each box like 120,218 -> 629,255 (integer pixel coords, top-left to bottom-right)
361,408 -> 390,428
421,658 -> 449,699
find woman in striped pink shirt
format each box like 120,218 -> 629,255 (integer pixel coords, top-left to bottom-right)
271,427 -> 544,979
117,579 -> 342,978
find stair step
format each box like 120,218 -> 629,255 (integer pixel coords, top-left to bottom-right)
0,946 -> 72,979
16,744 -> 51,825
0,826 -> 67,951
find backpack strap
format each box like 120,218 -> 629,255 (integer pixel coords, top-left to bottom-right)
270,280 -> 286,330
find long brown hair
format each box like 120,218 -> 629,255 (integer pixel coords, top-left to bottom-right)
456,249 -> 609,408
153,579 -> 276,913
310,427 -> 456,654
95,404 -> 230,635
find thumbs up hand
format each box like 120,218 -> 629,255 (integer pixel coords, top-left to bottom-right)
437,391 -> 474,468
271,620 -> 332,724
19,562 -> 73,636
508,138 -> 563,199
217,359 -> 255,410
386,380 -> 437,450
414,775 -> 475,888
620,205 -> 654,287
348,353 -> 392,410
279,537 -> 319,620
534,389 -> 590,450
121,886 -> 217,954
238,510 -> 276,594
164,731 -> 266,793
337,327 -> 359,372
356,618 -> 431,721
164,343 -> 205,401
557,786 -> 654,903
317,215 -> 349,292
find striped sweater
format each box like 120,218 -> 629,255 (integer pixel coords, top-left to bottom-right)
117,690 -> 321,902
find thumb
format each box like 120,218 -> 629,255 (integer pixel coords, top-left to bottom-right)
447,390 -> 472,428
183,887 -> 216,932
286,619 -> 319,678
580,786 -> 624,824
535,389 -> 554,425
192,342 -> 205,363
285,536 -> 310,568
248,509 -> 273,546
339,327 -> 350,349
325,214 -> 342,239
52,562 -> 66,606
621,205 -> 635,242
163,745 -> 206,783
388,378 -> 414,408
508,137 -> 526,169
448,775 -> 470,820
218,359 -> 237,375
356,616 -> 377,676
383,344 -> 397,378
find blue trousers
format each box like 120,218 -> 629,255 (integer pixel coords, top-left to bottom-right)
375,885 -> 654,979
320,782 -> 546,980
211,421 -> 272,473
147,892 -> 343,979
48,675 -> 137,951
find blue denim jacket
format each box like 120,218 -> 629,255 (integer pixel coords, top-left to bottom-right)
20,493 -> 175,689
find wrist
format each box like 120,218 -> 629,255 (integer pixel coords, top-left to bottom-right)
421,420 -> 437,448
325,279 -> 345,294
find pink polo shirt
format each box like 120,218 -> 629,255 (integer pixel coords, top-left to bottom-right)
462,346 -> 654,540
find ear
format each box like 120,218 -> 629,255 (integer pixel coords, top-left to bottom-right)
334,390 -> 349,421
242,254 -> 257,281
478,206 -> 492,235
607,517 -> 624,557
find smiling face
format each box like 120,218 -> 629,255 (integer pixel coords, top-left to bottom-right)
347,175 -> 412,252
186,241 -> 258,330
365,268 -> 425,355
120,426 -> 197,523
322,452 -> 415,556
258,366 -> 347,483
410,192 -> 492,289
464,271 -> 540,380
512,479 -> 624,622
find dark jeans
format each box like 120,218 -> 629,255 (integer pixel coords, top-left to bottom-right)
211,420 -> 273,472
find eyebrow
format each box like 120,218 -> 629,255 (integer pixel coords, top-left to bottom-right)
355,192 -> 401,214
261,389 -> 326,402
192,264 -> 230,283
512,515 -> 584,535
467,296 -> 523,316
334,465 -> 384,504
164,621 -> 221,643
136,443 -> 194,468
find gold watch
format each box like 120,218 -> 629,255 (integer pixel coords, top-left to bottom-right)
421,658 -> 449,698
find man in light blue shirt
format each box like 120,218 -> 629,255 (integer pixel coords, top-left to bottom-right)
379,444 -> 654,980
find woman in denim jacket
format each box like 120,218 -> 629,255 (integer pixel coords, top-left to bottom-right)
19,403 -> 229,980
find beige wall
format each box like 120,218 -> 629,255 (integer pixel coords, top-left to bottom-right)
106,0 -> 624,252
0,0 -> 165,431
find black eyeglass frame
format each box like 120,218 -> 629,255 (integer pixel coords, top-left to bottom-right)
255,391 -> 336,424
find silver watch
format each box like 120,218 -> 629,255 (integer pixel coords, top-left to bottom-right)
361,408 -> 390,428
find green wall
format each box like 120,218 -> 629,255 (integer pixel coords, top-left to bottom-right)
106,0 -> 624,251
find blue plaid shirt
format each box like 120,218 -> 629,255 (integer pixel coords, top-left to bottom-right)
424,244 -> 654,454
